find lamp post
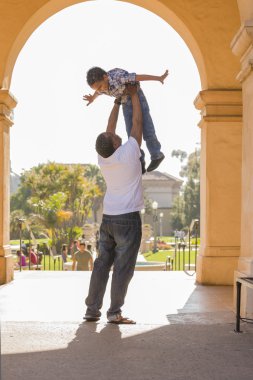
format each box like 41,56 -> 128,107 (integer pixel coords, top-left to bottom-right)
140,208 -> 145,224
152,201 -> 158,253
18,218 -> 25,271
159,212 -> 164,237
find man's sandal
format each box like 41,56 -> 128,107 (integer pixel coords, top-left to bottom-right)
108,315 -> 136,325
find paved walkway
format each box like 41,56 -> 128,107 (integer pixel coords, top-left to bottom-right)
1,271 -> 253,380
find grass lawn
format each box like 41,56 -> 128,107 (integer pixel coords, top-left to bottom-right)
144,248 -> 198,271
41,255 -> 64,271
160,236 -> 200,245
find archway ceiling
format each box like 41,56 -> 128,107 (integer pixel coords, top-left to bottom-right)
0,0 -> 241,90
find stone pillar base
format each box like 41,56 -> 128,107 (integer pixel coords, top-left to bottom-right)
196,253 -> 239,285
0,252 -> 14,285
233,257 -> 253,318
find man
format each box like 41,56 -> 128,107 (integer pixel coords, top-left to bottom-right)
84,84 -> 144,324
72,241 -> 93,271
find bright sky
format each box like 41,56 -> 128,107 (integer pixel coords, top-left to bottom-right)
10,0 -> 201,178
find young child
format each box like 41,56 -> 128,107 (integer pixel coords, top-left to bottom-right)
83,67 -> 169,173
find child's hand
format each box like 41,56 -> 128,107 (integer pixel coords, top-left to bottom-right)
159,70 -> 169,84
125,84 -> 137,96
83,94 -> 94,106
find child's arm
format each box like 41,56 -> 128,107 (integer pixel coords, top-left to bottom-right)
83,91 -> 100,106
135,69 -> 169,84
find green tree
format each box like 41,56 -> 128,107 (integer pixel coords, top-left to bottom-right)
10,209 -> 25,239
182,150 -> 200,226
171,149 -> 188,163
143,197 -> 154,216
29,192 -> 70,247
11,163 -> 67,213
171,148 -> 200,228
10,162 -> 105,248
84,164 -> 106,222
170,195 -> 185,230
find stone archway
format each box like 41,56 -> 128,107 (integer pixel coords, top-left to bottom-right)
0,0 -> 242,91
0,0 -> 243,285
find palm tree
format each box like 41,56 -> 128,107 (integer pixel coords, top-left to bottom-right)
10,210 -> 25,239
10,162 -> 105,247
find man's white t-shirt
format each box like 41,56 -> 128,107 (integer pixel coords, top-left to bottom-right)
98,137 -> 144,215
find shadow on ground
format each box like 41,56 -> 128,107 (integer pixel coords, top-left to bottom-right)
2,320 -> 253,380
1,272 -> 253,379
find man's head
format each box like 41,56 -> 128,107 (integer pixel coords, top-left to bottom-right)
87,67 -> 108,93
79,242 -> 86,251
95,132 -> 122,158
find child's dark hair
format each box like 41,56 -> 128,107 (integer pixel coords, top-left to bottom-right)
95,133 -> 115,158
87,67 -> 107,86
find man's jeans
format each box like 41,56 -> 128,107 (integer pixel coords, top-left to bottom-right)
122,88 -> 162,160
85,212 -> 142,318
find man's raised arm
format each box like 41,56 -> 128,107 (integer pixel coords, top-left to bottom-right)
128,85 -> 143,146
106,99 -> 121,133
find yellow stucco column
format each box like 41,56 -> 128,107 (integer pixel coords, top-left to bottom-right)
0,89 -> 17,284
194,90 -> 242,285
231,20 -> 253,316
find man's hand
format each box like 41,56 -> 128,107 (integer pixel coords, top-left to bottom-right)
83,94 -> 94,106
114,97 -> 122,105
125,83 -> 138,96
159,69 -> 169,84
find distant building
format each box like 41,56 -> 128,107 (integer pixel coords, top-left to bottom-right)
142,171 -> 183,236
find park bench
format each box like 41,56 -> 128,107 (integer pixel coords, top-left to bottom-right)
235,277 -> 253,332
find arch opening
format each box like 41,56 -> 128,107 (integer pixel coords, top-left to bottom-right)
10,0 -> 201,176
9,0 -> 201,240
3,0 -> 207,90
